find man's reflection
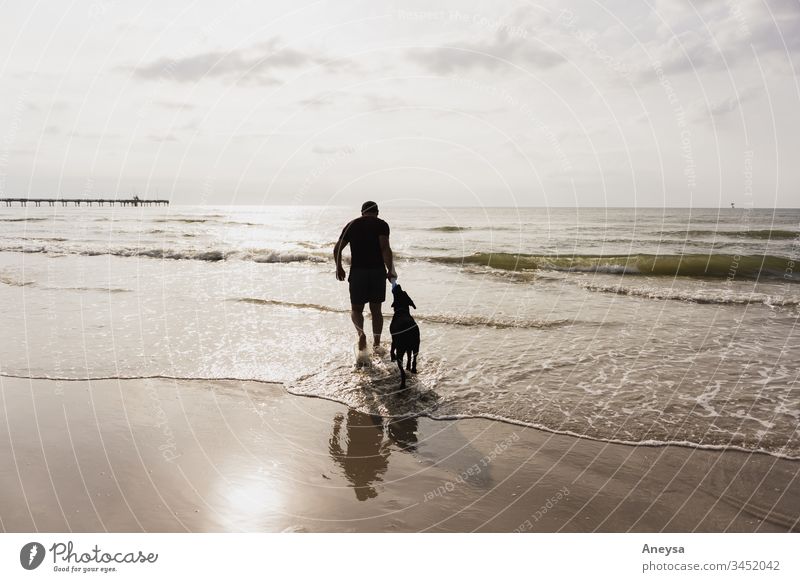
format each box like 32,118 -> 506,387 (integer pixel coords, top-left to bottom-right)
328,410 -> 418,500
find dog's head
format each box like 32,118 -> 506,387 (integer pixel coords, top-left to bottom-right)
391,284 -> 416,311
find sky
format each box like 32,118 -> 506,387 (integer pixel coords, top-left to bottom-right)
0,0 -> 798,207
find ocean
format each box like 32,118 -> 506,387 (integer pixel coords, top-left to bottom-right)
1,205 -> 798,458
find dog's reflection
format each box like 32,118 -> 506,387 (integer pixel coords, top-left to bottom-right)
328,410 -> 418,501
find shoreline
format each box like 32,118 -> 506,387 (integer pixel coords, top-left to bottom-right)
3,372 -> 797,462
1,376 -> 797,532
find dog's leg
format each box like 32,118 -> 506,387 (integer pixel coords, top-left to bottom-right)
390,342 -> 396,361
412,349 -> 418,374
397,357 -> 406,389
405,351 -> 412,371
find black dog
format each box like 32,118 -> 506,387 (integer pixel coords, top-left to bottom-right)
389,284 -> 420,389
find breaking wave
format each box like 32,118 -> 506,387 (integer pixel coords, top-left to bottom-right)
580,282 -> 800,307
0,242 -> 325,264
233,297 -> 568,329
661,229 -> 798,240
45,286 -> 133,293
425,225 -> 517,232
0,271 -> 35,287
427,225 -> 472,232
0,217 -> 50,222
153,218 -> 209,224
4,237 -> 796,282
430,252 -> 799,281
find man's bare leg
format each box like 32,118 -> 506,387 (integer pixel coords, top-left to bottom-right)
369,301 -> 383,347
351,303 -> 367,350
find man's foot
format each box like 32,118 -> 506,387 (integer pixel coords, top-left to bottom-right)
373,344 -> 387,356
357,334 -> 367,351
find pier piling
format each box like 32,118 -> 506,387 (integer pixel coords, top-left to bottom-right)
0,198 -> 169,208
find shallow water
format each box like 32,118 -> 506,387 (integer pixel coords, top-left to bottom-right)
1,205 -> 798,457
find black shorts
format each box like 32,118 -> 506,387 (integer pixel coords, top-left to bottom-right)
348,267 -> 387,305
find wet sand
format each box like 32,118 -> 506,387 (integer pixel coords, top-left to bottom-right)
0,376 -> 797,532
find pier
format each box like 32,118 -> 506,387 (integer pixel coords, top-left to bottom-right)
1,197 -> 169,207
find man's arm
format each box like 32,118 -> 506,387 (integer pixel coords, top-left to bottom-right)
333,238 -> 348,281
379,235 -> 395,280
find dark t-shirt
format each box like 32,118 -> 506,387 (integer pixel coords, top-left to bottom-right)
338,216 -> 390,269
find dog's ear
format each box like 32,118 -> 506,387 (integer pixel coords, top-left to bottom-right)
407,294 -> 416,309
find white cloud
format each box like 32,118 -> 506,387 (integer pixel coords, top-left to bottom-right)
130,38 -> 340,84
311,144 -> 355,155
408,28 -> 566,74
690,85 -> 763,124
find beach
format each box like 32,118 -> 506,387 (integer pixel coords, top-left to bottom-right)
4,7 -> 800,579
1,375 -> 796,532
1,205 -> 798,532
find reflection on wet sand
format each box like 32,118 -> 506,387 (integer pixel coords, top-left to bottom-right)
328,410 -> 418,500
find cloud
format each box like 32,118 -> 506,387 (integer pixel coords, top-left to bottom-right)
690,85 -> 763,124
311,144 -> 355,154
68,130 -> 121,139
645,31 -> 719,77
154,101 -> 196,111
298,92 -> 414,111
176,120 -> 199,132
738,0 -> 800,57
363,94 -> 410,109
299,93 -> 338,108
636,0 -> 800,81
147,133 -> 178,143
130,38 -> 342,84
230,132 -> 297,141
24,100 -> 70,113
408,28 -> 565,74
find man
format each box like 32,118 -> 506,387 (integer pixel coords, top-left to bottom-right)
333,201 -> 396,351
